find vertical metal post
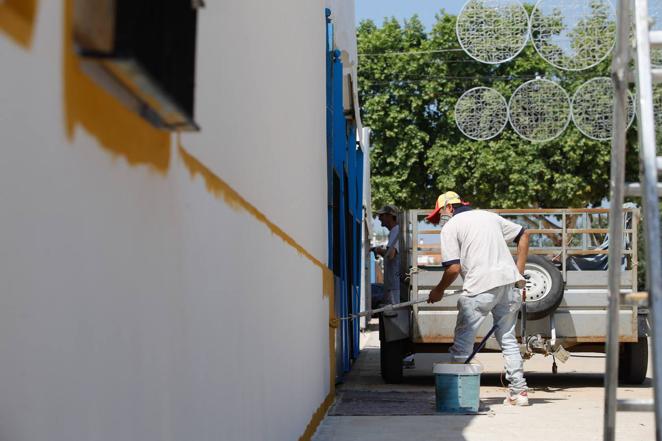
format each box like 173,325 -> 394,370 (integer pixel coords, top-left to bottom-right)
605,1 -> 631,439
411,212 -> 421,324
410,211 -> 419,312
633,0 -> 662,438
562,211 -> 568,282
398,211 -> 409,303
583,213 -> 589,250
632,209 -> 639,294
411,211 -> 419,301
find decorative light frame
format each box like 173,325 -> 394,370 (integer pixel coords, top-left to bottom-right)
456,0 -> 530,64
508,78 -> 571,142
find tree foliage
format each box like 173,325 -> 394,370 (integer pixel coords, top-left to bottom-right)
358,10 -> 639,210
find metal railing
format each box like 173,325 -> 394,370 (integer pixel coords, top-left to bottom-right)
407,208 -> 638,291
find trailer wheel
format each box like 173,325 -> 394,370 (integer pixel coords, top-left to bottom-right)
522,255 -> 564,320
619,337 -> 648,385
380,338 -> 404,384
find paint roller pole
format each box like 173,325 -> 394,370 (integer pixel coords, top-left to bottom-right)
521,287 -> 527,354
464,324 -> 499,365
338,299 -> 428,321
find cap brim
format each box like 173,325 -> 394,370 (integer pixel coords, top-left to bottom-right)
425,206 -> 442,224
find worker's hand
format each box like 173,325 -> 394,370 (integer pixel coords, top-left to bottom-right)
515,272 -> 528,289
516,275 -> 527,301
427,286 -> 444,304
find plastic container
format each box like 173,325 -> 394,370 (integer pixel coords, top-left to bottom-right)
433,359 -> 482,413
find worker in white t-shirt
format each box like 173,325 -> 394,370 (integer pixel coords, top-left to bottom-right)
425,191 -> 530,406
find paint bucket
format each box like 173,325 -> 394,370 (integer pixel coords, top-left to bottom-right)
433,357 -> 482,413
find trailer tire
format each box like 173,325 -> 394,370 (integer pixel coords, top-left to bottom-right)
522,255 -> 564,321
619,337 -> 648,385
380,339 -> 404,384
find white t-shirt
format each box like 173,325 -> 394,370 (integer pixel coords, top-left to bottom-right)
440,208 -> 525,295
383,224 -> 400,292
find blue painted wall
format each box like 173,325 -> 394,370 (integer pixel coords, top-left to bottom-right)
326,8 -> 364,376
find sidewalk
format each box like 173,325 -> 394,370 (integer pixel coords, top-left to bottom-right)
313,324 -> 654,441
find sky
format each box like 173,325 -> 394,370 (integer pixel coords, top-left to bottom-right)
355,0 -> 467,29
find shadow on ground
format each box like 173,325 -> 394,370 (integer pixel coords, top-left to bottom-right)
342,347 -> 651,391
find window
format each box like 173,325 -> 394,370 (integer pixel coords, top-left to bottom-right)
74,0 -> 200,131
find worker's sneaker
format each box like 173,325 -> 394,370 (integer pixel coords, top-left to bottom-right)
503,391 -> 529,406
403,355 -> 415,369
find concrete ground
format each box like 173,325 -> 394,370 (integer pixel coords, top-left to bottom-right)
312,324 -> 654,441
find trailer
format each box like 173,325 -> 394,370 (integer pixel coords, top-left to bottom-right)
379,207 -> 649,384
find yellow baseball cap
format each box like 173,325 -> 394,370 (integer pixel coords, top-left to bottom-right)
425,191 -> 462,224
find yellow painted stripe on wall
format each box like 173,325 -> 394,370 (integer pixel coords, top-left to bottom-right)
0,0 -> 38,48
177,144 -> 330,278
178,144 -> 338,439
298,392 -> 335,441
62,0 -> 171,173
61,1 -> 338,432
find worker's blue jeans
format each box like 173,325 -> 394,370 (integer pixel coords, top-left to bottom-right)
449,283 -> 528,393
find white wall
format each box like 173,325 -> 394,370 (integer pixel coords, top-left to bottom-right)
181,0 -> 328,263
0,0 -> 355,439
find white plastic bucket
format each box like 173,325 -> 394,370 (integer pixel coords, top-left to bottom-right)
433,361 -> 483,413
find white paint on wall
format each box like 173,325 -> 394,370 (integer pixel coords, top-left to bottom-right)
0,0 -> 356,439
181,0 -> 329,264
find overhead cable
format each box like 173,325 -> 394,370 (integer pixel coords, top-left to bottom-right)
358,48 -> 465,57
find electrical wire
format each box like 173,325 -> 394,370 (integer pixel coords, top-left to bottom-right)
360,76 -> 539,85
359,73 -> 605,86
361,59 -> 508,64
358,48 -> 465,57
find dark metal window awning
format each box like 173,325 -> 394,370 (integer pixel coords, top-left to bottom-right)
74,0 -> 200,131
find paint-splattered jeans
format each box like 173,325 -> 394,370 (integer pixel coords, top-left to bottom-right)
449,283 -> 528,393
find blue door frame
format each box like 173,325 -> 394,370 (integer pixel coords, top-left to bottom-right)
326,8 -> 364,377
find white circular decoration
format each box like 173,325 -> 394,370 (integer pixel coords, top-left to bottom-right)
530,0 -> 616,71
456,0 -> 530,64
455,87 -> 509,140
509,79 -> 571,142
653,85 -> 662,148
571,77 -> 635,141
649,2 -> 662,68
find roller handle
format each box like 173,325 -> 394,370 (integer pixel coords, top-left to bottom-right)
464,324 -> 499,364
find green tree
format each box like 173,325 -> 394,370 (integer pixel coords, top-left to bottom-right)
358,9 -> 639,210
